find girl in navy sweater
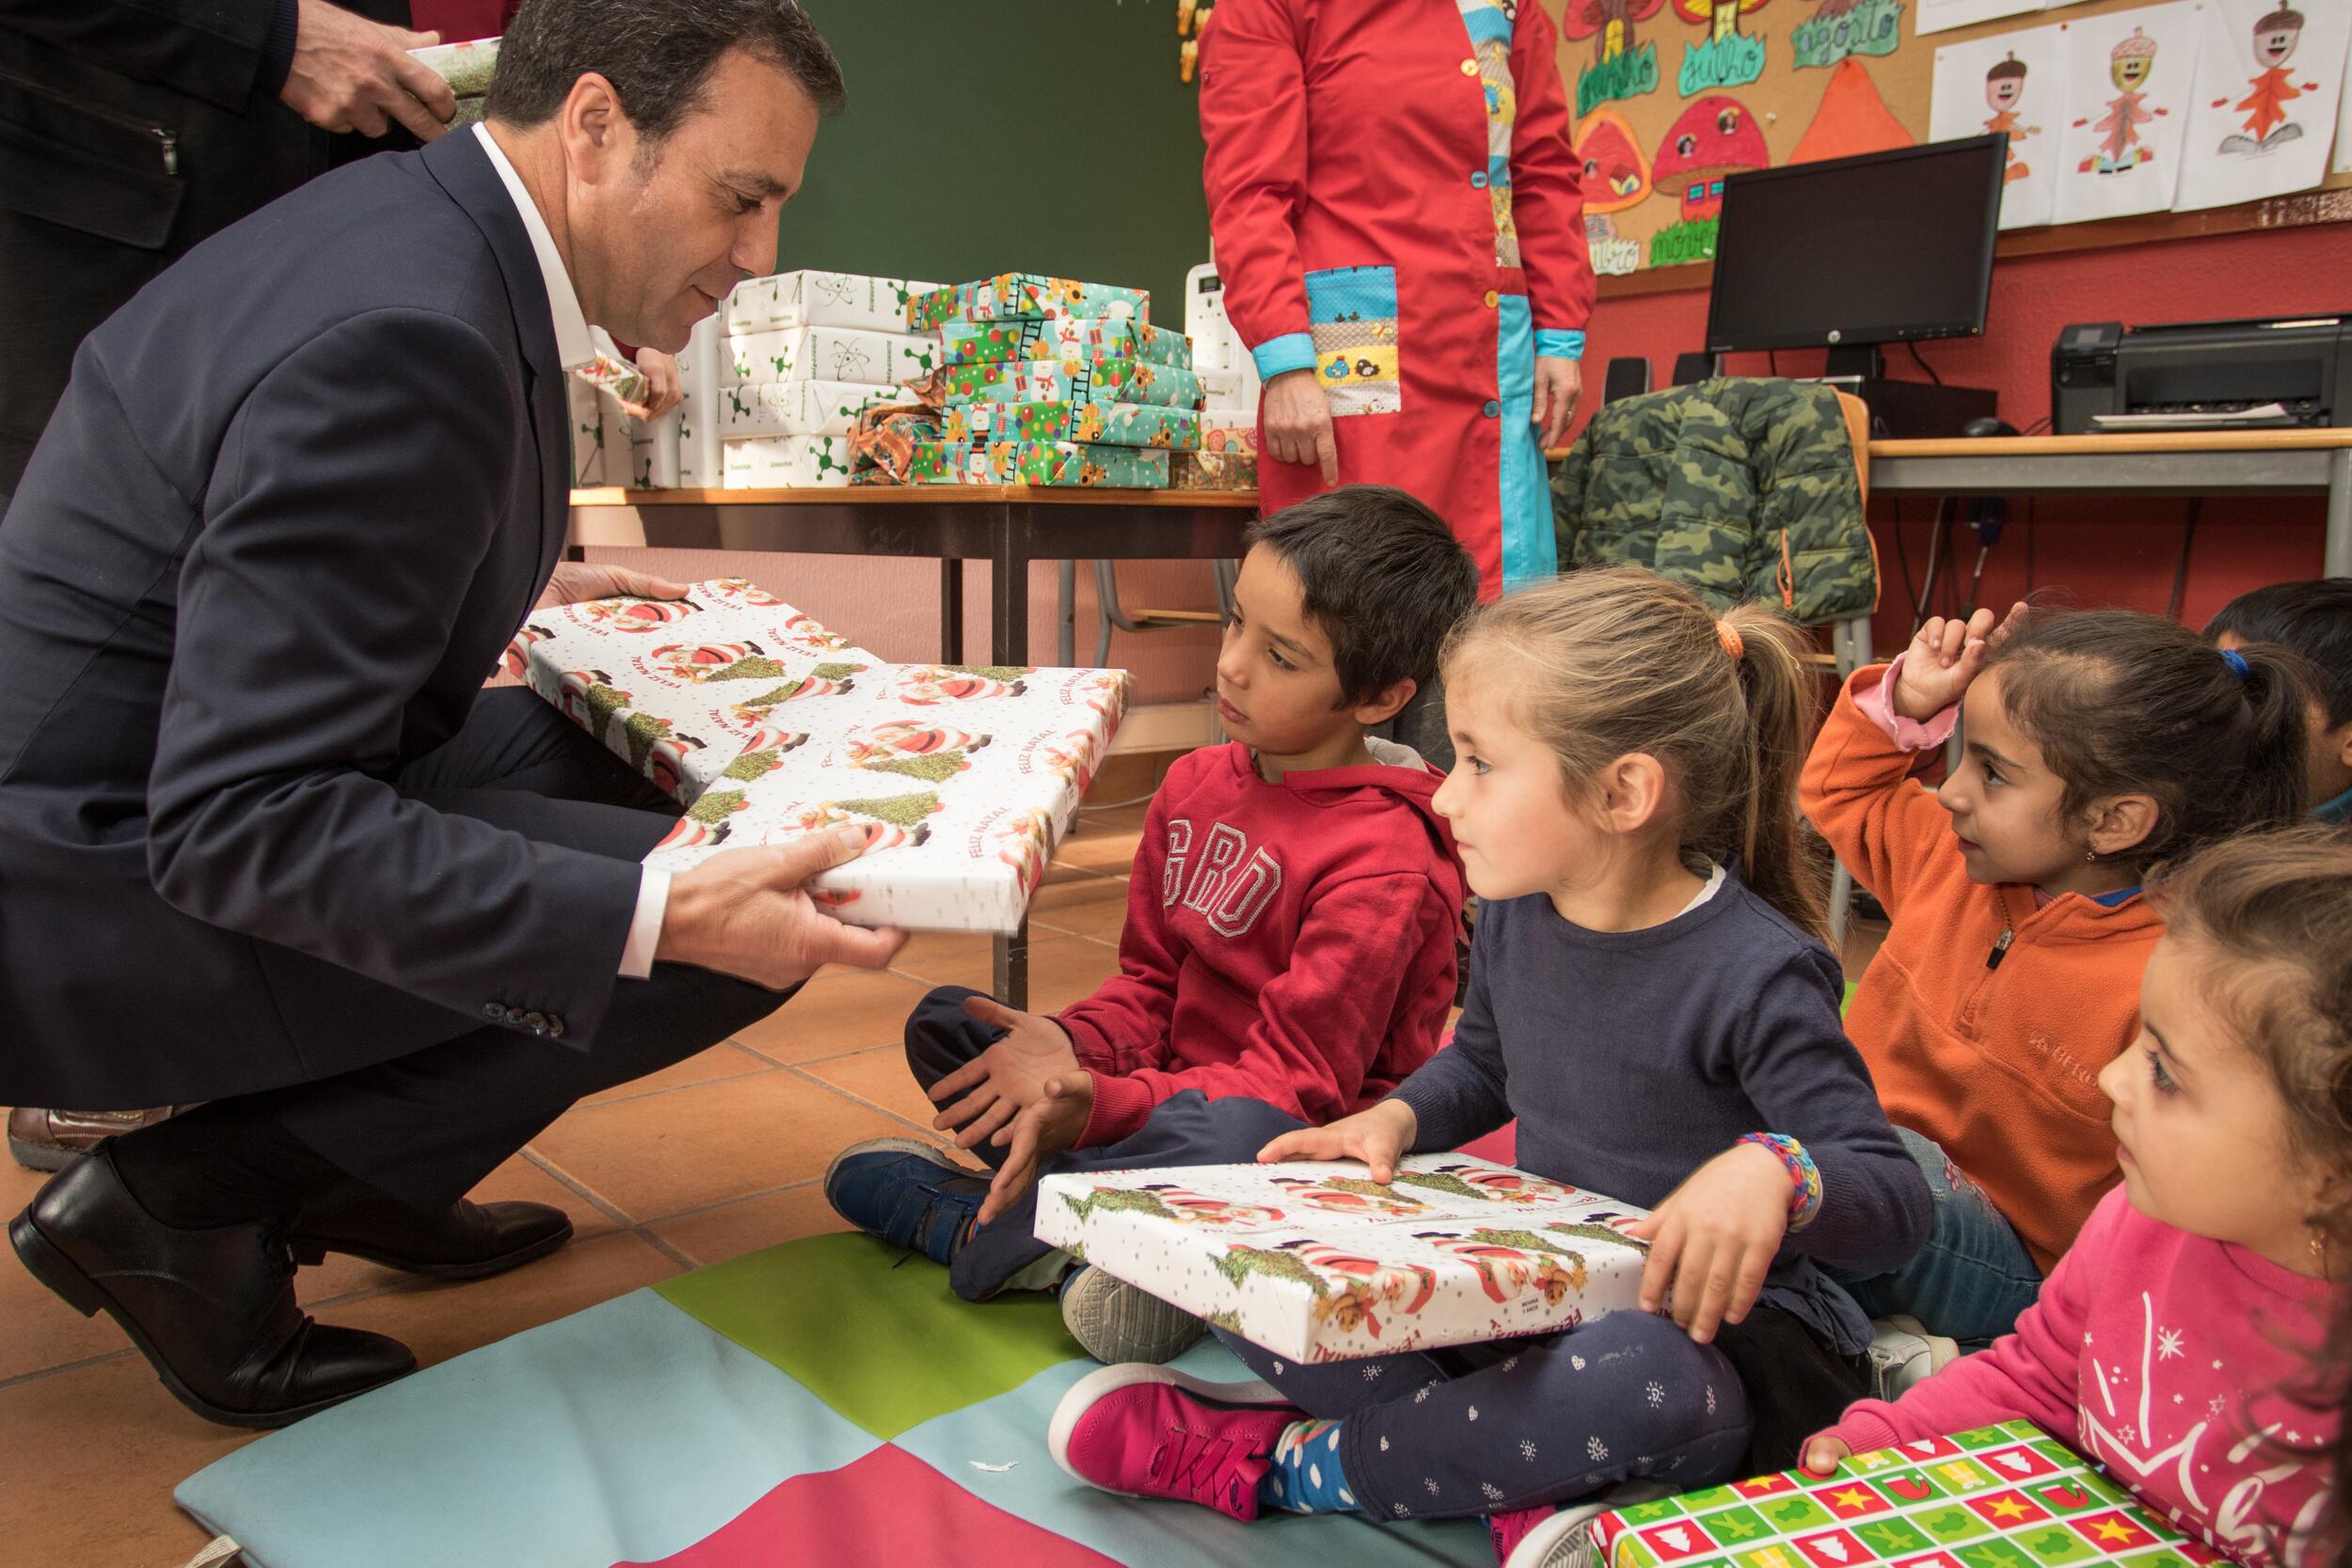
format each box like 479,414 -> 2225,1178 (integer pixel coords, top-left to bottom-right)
1050,567 -> 1932,1563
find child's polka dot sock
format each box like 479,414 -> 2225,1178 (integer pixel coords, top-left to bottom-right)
1258,1417 -> 1359,1514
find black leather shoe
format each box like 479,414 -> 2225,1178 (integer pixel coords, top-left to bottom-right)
8,1144 -> 415,1428
289,1195 -> 573,1281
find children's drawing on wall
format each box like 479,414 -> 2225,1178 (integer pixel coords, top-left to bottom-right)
2175,0 -> 2351,209
1648,96 -> 1770,264
1789,0 -> 1903,70
1673,0 -> 1771,94
1574,110 -> 1654,274
2051,4 -> 2197,222
1567,0 -> 1668,114
1790,56 -> 1916,161
1931,24 -> 2062,225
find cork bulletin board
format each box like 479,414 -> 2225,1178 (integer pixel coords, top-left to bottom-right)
1538,0 -> 2352,297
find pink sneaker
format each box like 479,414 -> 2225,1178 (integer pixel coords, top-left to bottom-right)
1048,1363 -> 1301,1522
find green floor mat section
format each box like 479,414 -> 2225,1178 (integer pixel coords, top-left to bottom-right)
656,1232 -> 1082,1439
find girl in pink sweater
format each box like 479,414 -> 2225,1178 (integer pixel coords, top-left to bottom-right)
1804,827 -> 2351,1567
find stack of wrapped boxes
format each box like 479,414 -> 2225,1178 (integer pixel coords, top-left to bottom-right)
891,274 -> 1203,488
1178,257 -> 1261,490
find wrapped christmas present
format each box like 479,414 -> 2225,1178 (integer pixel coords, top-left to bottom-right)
946,399 -> 1201,452
725,270 -> 941,337
567,376 -> 613,486
1170,451 -> 1259,491
845,406 -> 953,485
505,579 -> 1130,931
720,436 -> 857,489
1198,409 -> 1261,455
675,316 -> 723,489
935,357 -> 1206,412
1032,1155 -> 1651,1361
907,275 -> 1151,332
408,38 -> 497,126
573,350 -> 649,409
723,325 -> 944,388
719,380 -> 921,439
977,440 -> 1170,488
1589,1421 -> 2222,1568
944,316 -> 1191,371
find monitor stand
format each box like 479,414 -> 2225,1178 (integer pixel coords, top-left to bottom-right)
1809,344 -> 1997,437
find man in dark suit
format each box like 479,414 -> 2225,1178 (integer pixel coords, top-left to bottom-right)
0,0 -> 898,1429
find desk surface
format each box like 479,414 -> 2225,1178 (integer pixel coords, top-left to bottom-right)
1868,429 -> 2352,460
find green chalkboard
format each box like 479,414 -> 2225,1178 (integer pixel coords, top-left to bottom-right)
782,0 -> 1212,328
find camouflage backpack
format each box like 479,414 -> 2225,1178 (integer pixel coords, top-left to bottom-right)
1549,377 -> 1878,624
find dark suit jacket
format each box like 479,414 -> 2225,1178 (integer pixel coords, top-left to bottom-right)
0,128 -> 642,1107
0,0 -> 413,496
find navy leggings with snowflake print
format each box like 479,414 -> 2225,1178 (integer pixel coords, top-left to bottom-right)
1214,1307 -> 1755,1522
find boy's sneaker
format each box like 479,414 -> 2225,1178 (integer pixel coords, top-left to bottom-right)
1491,1481 -> 1677,1568
822,1138 -> 990,1266
1867,1314 -> 1961,1402
1060,1263 -> 1208,1365
1048,1362 -> 1298,1521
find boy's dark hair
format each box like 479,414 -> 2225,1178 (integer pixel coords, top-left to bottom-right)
1243,485 -> 1479,708
1985,608 -> 2312,873
489,0 -> 847,143
2204,578 -> 2352,729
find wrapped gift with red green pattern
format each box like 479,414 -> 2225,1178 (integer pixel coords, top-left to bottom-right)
905,274 -> 1151,331
505,578 -> 1130,931
1589,1422 -> 2221,1568
944,315 -> 1190,370
946,400 -> 1201,451
935,356 -> 1205,411
978,440 -> 1170,488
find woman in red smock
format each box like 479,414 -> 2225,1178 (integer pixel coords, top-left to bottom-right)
1200,0 -> 1596,604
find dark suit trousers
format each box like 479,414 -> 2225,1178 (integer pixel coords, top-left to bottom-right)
217,689 -> 793,1210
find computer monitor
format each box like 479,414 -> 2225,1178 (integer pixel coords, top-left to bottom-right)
1704,135 -> 2007,356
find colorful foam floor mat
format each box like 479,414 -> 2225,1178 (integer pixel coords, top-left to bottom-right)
176,1231 -> 1492,1567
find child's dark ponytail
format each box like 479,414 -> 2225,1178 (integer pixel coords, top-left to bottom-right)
1985,610 -> 2313,872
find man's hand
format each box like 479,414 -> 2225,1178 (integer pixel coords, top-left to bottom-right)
1890,602 -> 2029,722
621,349 -> 684,422
280,0 -> 455,142
977,1072 -> 1095,1226
1624,1140 -> 1792,1345
929,997 -> 1083,1153
654,826 -> 908,990
537,562 -> 692,610
1256,1100 -> 1418,1183
1534,356 -> 1582,450
1261,369 -> 1338,484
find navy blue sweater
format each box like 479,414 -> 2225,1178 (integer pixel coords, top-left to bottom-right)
1391,871 -> 1931,1354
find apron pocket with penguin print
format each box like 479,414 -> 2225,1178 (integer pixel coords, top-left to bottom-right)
1305,264 -> 1402,418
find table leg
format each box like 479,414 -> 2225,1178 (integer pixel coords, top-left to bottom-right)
1057,560 -> 1077,668
992,515 -> 1033,1009
940,558 -> 963,663
2326,449 -> 2351,579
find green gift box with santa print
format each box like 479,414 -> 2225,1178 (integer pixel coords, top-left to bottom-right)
937,356 -> 1205,412
978,440 -> 1170,488
1589,1421 -> 2222,1568
943,315 -> 1191,371
946,400 -> 1201,452
906,274 -> 1152,331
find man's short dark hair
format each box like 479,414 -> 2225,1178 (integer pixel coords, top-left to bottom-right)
488,0 -> 847,143
1244,485 -> 1479,707
2205,578 -> 2352,727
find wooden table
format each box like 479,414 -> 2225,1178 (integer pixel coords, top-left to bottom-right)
1863,429 -> 2352,578
570,484 -> 1262,1005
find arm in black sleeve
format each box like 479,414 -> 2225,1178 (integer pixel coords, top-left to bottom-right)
1391,915 -> 1514,1151
5,0 -> 299,110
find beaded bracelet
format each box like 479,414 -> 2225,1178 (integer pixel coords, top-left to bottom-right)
1739,1132 -> 1824,1233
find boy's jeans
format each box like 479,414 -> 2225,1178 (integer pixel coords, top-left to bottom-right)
1831,1128 -> 2046,1349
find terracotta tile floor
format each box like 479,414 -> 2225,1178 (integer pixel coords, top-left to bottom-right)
0,809 -> 1142,1568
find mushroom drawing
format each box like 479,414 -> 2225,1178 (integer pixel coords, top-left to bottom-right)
1653,95 -> 1770,220
1565,0 -> 1668,66
1675,0 -> 1769,46
1574,109 -> 1653,275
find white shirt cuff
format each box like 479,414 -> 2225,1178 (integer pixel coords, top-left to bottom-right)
618,867 -> 672,978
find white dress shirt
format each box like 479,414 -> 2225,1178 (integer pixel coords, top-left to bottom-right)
474,123 -> 672,979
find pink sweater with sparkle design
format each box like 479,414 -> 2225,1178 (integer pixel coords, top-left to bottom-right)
1820,1189 -> 2337,1566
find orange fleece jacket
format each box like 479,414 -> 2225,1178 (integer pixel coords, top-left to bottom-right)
1802,666 -> 2160,1271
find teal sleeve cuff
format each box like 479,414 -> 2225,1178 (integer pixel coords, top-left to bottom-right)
1250,333 -> 1320,380
1534,329 -> 1586,361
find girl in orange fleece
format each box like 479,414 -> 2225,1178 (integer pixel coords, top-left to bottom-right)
1801,602 -> 2308,1353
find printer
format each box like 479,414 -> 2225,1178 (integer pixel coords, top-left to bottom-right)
2051,315 -> 2352,434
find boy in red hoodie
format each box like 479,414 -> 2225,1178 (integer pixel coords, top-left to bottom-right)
825,486 -> 1477,1349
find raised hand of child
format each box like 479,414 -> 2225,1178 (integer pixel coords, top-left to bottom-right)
1624,1140 -> 1792,1345
976,1073 -> 1095,1226
1802,1436 -> 1853,1477
1255,1100 -> 1419,1183
929,998 -> 1083,1153
1891,601 -> 2028,721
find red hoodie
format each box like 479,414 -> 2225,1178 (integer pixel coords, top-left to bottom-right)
1057,739 -> 1466,1148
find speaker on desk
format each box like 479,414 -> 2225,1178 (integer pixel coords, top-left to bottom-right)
1602,356 -> 1651,404
1672,351 -> 1724,387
